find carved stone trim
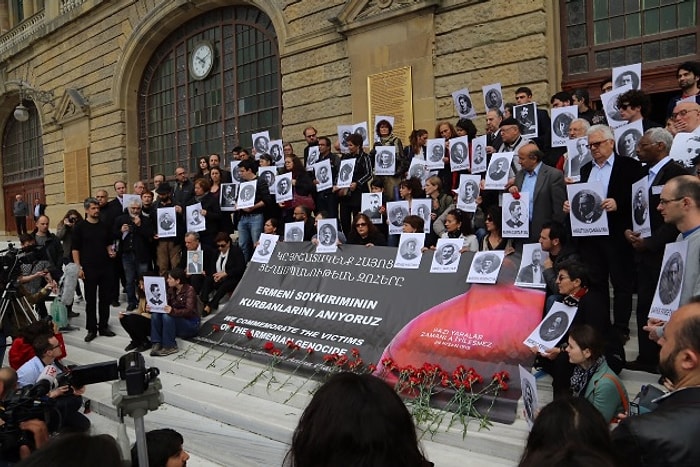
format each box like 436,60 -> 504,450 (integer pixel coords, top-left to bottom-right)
331,0 -> 440,35
54,88 -> 89,126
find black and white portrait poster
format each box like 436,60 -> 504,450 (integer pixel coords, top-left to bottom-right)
410,199 -> 431,233
316,219 -> 338,254
269,139 -> 284,167
186,202 -> 206,233
649,241 -> 688,321
306,146 -> 320,170
236,180 -> 257,210
484,153 -> 513,190
337,124 -> 353,153
515,243 -> 548,289
426,138 -> 446,170
220,183 -> 238,212
394,233 -> 424,269
482,83 -> 504,113
565,137 -> 592,181
353,121 -> 369,148
514,103 -> 538,138
275,173 -> 293,204
523,302 -> 577,353
471,135 -> 488,174
252,233 -> 278,264
457,174 -> 481,213
156,206 -> 176,238
387,200 -> 410,235
613,63 -> 641,91
259,167 -> 277,194
187,250 -> 204,275
373,115 -> 395,143
551,105 -> 578,147
361,193 -> 383,224
144,276 -> 167,313
284,221 -> 305,243
519,365 -> 539,429
452,88 -> 477,119
502,192 -> 530,239
408,159 -> 429,187
669,132 -> 700,169
337,159 -> 356,189
614,119 -> 644,159
631,177 -> 651,238
374,146 -> 396,176
467,251 -> 504,284
567,183 -> 608,236
230,161 -> 242,183
601,84 -> 632,129
429,238 -> 463,273
314,159 -> 333,191
252,130 -> 271,156
449,135 -> 470,171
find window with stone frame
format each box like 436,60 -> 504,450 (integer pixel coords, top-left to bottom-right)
2,100 -> 44,184
138,6 -> 281,181
561,0 -> 699,92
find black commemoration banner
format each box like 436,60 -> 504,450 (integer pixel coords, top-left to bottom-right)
195,243 -> 544,423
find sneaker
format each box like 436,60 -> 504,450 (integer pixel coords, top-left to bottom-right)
153,346 -> 178,357
124,341 -> 139,352
149,344 -> 162,357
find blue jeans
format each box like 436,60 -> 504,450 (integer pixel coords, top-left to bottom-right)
238,212 -> 264,261
122,251 -> 148,308
150,313 -> 200,348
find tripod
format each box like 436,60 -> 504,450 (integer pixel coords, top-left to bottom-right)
0,280 -> 39,335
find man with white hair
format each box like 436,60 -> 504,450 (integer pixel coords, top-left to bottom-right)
565,124 -> 643,344
671,101 -> 700,135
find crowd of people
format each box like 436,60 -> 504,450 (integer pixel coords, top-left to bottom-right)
4,61 -> 700,465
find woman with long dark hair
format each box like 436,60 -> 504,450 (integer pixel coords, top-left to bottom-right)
336,133 -> 372,235
195,156 -> 210,180
347,213 -> 386,247
279,155 -> 314,224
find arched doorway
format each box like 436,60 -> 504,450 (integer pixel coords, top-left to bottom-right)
2,100 -> 45,235
138,6 -> 281,180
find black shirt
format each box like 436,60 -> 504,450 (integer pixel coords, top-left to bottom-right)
71,220 -> 112,267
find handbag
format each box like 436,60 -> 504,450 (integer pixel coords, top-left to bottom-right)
50,297 -> 69,329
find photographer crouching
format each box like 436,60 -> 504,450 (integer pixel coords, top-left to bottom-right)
16,233 -> 59,320
15,334 -> 89,434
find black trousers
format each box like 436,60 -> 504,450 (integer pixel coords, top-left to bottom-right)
119,313 -> 151,344
201,275 -> 239,309
83,265 -> 114,332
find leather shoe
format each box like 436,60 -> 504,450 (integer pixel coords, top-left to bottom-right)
111,301 -> 120,307
625,359 -> 660,374
124,341 -> 139,351
99,328 -> 116,337
68,311 -> 80,318
84,331 -> 97,342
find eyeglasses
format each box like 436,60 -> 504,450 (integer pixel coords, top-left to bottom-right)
658,197 -> 684,206
618,103 -> 632,110
485,217 -> 493,222
586,140 -> 609,149
216,243 -> 228,248
355,222 -> 368,227
671,109 -> 700,120
176,172 -> 186,176
556,274 -> 570,281
305,133 -> 317,138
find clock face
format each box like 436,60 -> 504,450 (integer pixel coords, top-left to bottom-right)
190,42 -> 214,80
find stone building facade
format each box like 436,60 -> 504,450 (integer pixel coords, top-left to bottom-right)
0,0 -> 696,232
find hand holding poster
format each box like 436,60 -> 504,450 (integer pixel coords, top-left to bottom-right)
484,153 -> 513,190
144,276 -> 167,313
314,159 -> 333,191
156,207 -> 177,238
430,238 -> 463,273
236,181 -> 257,210
467,251 -> 505,284
523,302 -> 578,353
374,146 -> 396,176
631,177 -> 651,238
252,233 -> 278,264
426,139 -> 445,170
551,106 -> 578,147
186,203 -> 206,232
394,233 -> 424,269
471,135 -> 488,174
567,183 -> 608,236
449,135 -> 470,171
649,241 -> 688,321
502,192 -> 530,239
457,174 -> 481,213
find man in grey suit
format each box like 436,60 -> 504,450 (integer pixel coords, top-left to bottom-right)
509,143 -> 567,244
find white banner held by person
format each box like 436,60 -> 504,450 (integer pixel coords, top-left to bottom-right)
502,192 -> 530,239
144,276 -> 167,313
551,106 -> 578,147
430,238 -> 463,273
523,302 -> 578,353
466,251 -> 505,284
649,240 -> 688,321
449,135 -> 470,172
567,183 -> 609,236
186,202 -> 205,233
394,233 -> 425,269
252,233 -> 279,264
631,177 -> 651,238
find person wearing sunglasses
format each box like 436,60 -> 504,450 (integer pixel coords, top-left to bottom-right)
347,213 -> 386,247
616,89 -> 662,132
200,232 -> 245,316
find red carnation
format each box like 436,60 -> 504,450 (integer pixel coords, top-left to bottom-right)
211,324 -> 219,333
263,341 -> 275,352
512,191 -> 521,200
306,347 -> 314,354
351,348 -> 360,357
271,348 -> 283,357
245,329 -> 253,339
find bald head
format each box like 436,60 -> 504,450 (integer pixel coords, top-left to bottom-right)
659,301 -> 700,387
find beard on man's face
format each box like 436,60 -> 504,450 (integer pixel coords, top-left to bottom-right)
658,346 -> 679,385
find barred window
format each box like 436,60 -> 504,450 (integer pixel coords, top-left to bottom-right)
2,100 -> 44,184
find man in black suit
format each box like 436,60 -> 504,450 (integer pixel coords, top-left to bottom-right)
201,232 -> 245,316
572,124 -> 644,343
625,128 -> 690,373
180,231 -> 215,294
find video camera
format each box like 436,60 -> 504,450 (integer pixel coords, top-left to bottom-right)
0,242 -> 46,286
0,352 -> 159,462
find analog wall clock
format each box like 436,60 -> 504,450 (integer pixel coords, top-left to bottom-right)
190,41 -> 215,80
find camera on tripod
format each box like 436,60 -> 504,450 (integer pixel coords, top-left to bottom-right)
0,242 -> 44,287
